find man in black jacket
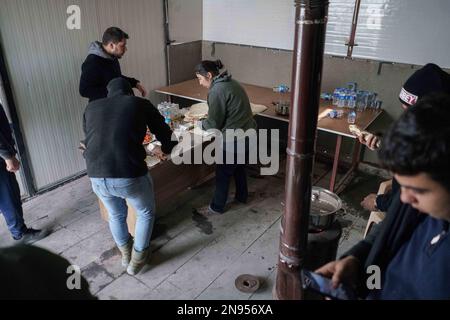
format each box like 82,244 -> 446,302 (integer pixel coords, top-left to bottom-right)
356,64 -> 450,260
316,94 -> 450,299
0,104 -> 48,243
360,63 -> 450,212
79,27 -> 147,102
83,78 -> 177,276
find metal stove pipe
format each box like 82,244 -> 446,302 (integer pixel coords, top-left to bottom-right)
275,0 -> 329,300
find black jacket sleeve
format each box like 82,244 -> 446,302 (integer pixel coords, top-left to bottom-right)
375,179 -> 400,212
341,221 -> 382,263
0,105 -> 16,160
345,179 -> 398,261
375,192 -> 393,212
0,130 -> 15,160
79,112 -> 87,159
121,75 -> 139,88
143,102 -> 177,154
79,59 -> 107,101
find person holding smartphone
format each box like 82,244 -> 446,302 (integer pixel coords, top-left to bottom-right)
316,94 -> 450,299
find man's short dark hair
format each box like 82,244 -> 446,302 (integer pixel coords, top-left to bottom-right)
102,27 -> 129,45
378,93 -> 450,191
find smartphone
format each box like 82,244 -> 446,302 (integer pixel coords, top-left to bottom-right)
301,269 -> 357,300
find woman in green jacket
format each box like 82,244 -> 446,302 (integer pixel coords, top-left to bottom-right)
195,60 -> 257,214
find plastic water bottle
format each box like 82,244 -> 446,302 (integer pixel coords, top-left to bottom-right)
356,91 -> 367,111
348,92 -> 357,109
347,110 -> 356,124
332,88 -> 340,106
337,91 -> 346,108
321,93 -> 332,101
328,109 -> 344,119
347,82 -> 357,92
163,110 -> 172,128
375,100 -> 383,110
273,85 -> 289,93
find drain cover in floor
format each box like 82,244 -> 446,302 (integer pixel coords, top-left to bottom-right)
235,274 -> 261,293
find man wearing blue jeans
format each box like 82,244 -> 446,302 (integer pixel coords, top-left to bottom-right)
90,174 -> 155,255
83,78 -> 176,275
0,103 -> 48,243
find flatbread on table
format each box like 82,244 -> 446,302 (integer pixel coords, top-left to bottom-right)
185,103 -> 208,120
184,102 -> 267,120
250,103 -> 267,114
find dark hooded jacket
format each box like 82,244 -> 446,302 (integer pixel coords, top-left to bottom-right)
83,78 -> 176,178
79,41 -> 139,102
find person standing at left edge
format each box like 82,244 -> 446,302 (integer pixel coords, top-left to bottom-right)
79,26 -> 147,102
0,103 -> 49,243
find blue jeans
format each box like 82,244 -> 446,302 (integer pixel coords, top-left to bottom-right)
90,173 -> 155,252
0,163 -> 27,239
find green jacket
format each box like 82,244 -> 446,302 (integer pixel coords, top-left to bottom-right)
202,72 -> 257,134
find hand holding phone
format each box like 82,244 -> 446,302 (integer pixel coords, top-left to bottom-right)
301,269 -> 357,300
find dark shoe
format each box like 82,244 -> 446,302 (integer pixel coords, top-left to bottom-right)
224,192 -> 256,210
15,228 -> 50,245
208,205 -> 223,215
232,191 -> 256,205
196,205 -> 223,217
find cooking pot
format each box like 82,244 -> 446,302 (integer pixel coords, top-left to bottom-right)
309,187 -> 342,230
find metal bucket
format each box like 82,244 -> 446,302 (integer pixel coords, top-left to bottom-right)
309,187 -> 342,230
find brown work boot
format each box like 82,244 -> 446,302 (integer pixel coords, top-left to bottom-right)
117,238 -> 133,267
127,247 -> 150,276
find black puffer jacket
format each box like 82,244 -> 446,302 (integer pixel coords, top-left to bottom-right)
83,78 -> 177,178
79,41 -> 139,102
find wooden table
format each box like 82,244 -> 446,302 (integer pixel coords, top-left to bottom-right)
155,79 -> 383,193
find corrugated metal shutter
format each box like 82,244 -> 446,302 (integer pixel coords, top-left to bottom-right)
353,0 -> 450,68
0,0 -> 166,190
325,0 -> 355,56
202,0 -> 355,55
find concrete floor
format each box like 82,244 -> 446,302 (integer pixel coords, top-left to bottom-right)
0,162 -> 385,300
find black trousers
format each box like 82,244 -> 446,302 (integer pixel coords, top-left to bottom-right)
210,139 -> 250,213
